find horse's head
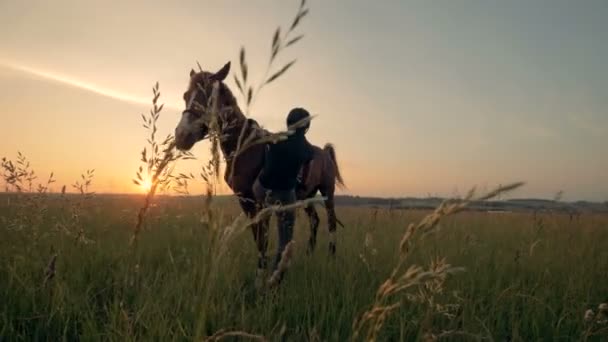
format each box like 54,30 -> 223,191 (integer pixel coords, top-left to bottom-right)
175,61 -> 232,151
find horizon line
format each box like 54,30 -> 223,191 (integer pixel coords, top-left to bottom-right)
0,190 -> 603,203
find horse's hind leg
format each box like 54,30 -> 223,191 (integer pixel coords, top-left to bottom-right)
319,186 -> 337,256
304,204 -> 320,254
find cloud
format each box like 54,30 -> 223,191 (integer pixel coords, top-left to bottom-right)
0,59 -> 182,110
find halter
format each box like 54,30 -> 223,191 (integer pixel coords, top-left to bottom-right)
182,81 -> 220,125
183,86 -> 199,114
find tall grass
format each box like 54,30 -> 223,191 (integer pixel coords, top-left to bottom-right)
352,183 -> 525,341
1,195 -> 607,340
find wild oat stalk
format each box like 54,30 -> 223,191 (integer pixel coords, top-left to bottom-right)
222,0 -> 310,188
352,182 -> 525,341
67,170 -> 96,244
233,0 -> 308,115
171,172 -> 195,196
130,82 -> 194,246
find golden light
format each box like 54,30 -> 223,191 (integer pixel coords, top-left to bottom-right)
140,178 -> 153,192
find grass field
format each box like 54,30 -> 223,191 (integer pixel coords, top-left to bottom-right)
1,193 -> 607,341
1,0 -> 606,340
1,4 -> 606,340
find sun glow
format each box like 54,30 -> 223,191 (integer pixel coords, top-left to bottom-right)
140,178 -> 153,193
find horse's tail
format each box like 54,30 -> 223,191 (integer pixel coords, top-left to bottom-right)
324,143 -> 345,189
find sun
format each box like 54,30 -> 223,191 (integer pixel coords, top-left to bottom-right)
140,178 -> 153,193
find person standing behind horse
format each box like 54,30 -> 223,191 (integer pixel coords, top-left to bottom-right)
253,107 -> 315,281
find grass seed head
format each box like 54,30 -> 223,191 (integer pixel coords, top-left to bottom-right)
585,309 -> 595,322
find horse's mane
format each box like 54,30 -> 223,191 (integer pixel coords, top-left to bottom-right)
189,71 -> 240,110
190,70 -> 276,145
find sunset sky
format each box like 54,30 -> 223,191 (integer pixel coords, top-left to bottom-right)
1,0 -> 606,201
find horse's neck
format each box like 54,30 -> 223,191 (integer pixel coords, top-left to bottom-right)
218,105 -> 248,162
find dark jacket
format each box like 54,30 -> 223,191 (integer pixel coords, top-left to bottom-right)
258,132 -> 314,191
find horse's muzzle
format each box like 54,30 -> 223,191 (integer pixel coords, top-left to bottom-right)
175,131 -> 195,151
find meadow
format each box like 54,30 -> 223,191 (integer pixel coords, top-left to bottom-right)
1,191 -> 607,341
2,1 -> 607,340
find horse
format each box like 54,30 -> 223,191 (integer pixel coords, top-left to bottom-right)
174,61 -> 345,277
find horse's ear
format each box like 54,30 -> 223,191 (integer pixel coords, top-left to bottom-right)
189,69 -> 196,77
212,62 -> 231,81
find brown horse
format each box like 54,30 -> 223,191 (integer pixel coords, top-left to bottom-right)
174,61 -> 345,275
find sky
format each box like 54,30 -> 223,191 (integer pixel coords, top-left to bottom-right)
0,0 -> 607,201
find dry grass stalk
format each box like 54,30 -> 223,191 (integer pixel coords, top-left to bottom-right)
251,196 -> 325,228
203,329 -> 268,342
352,182 -> 525,342
208,196 -> 324,268
70,169 -> 95,244
2,152 -> 97,246
190,197 -> 323,340
187,133 -> 317,338
582,304 -> 608,340
199,160 -> 217,226
360,214 -> 378,272
44,171 -> 96,245
267,240 -> 295,287
42,253 -> 57,286
1,153 -> 61,242
1,152 -> 37,192
422,330 -> 485,342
